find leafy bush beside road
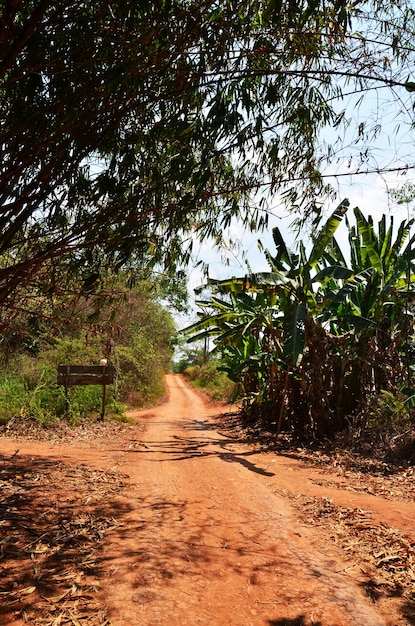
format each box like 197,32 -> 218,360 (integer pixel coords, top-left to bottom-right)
178,357 -> 237,403
0,286 -> 177,424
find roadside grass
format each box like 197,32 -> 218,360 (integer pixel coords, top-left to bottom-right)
183,360 -> 237,402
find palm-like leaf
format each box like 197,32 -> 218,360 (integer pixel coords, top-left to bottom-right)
309,199 -> 349,268
283,302 -> 308,366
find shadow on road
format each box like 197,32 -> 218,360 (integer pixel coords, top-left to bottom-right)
121,416 -> 276,477
0,453 -> 133,624
1,431 -> 411,625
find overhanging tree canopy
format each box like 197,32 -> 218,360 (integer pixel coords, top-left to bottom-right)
1,0 -> 415,327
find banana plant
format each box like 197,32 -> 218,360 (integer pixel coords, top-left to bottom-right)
183,201 -> 353,434
341,208 -> 415,399
347,207 -> 415,321
184,288 -> 285,402
184,202 -> 415,438
257,198 -> 352,365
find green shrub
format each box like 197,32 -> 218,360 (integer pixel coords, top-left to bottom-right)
0,346 -> 126,424
0,375 -> 27,423
184,360 -> 237,402
183,365 -> 201,381
367,390 -> 413,428
0,285 -> 178,423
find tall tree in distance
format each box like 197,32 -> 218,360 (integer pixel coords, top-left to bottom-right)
1,0 -> 415,334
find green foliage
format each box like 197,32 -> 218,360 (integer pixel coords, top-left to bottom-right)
172,343 -> 207,374
109,291 -> 177,407
183,365 -> 202,382
368,390 -> 412,428
0,0 -> 415,336
0,375 -> 28,423
0,351 -> 121,424
184,203 -> 415,439
184,360 -> 237,402
0,280 -> 178,423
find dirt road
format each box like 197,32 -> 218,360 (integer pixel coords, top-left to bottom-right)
2,374 -> 415,625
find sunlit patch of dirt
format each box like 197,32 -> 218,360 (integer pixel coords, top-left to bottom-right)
214,413 -> 415,624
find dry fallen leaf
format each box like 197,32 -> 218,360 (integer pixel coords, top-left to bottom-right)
19,586 -> 36,595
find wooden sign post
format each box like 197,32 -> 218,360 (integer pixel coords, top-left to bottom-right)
57,363 -> 116,421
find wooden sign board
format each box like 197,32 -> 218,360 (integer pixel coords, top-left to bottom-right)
57,364 -> 116,387
57,364 -> 116,421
